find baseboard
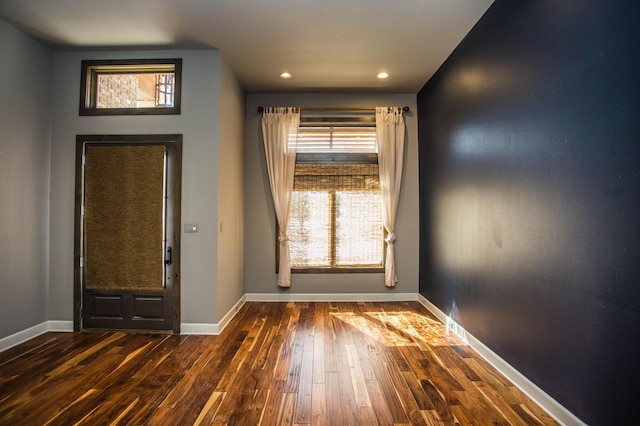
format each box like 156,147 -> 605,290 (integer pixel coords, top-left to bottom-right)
0,320 -> 74,353
48,320 -> 74,332
245,292 -> 418,302
216,295 -> 246,333
179,323 -> 218,335
181,295 -> 246,335
417,294 -> 585,426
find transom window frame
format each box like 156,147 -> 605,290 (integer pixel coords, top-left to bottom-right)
79,58 -> 182,116
277,116 -> 386,274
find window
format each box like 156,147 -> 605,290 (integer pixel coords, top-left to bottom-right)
285,124 -> 384,272
80,59 -> 182,115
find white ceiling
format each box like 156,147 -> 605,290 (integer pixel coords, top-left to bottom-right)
0,0 -> 493,93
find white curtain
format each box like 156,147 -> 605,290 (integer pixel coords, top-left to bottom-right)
376,106 -> 405,288
261,107 -> 300,287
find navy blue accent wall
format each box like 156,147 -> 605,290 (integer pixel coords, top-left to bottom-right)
417,1 -> 640,424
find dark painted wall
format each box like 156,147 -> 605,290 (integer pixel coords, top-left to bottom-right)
417,1 -> 639,424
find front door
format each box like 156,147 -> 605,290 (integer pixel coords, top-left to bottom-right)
74,135 -> 181,333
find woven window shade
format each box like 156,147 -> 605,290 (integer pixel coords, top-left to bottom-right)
287,162 -> 384,269
84,145 -> 166,290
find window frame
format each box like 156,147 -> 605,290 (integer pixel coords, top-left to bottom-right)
79,58 -> 182,116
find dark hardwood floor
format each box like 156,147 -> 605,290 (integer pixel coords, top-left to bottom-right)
0,302 -> 558,425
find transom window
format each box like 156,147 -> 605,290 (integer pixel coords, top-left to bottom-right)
285,124 -> 384,272
80,59 -> 182,116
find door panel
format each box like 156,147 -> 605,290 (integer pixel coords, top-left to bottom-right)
74,135 -> 181,333
83,290 -> 171,330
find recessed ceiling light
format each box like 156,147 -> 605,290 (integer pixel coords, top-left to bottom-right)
377,72 -> 389,79
280,72 -> 292,79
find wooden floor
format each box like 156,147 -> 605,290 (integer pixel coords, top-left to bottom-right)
0,302 -> 558,425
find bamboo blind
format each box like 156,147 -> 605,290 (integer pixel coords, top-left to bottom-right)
287,162 -> 383,268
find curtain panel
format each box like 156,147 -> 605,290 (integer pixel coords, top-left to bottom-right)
375,106 -> 406,287
261,107 -> 300,287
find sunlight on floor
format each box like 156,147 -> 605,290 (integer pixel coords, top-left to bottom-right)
330,310 -> 467,348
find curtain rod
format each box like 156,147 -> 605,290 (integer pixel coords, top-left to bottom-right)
257,106 -> 410,113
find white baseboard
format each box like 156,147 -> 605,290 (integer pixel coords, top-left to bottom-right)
216,295 -> 246,333
180,323 -> 218,335
0,320 -> 73,353
181,295 -> 246,335
245,292 -> 418,302
417,294 -> 585,426
48,321 -> 74,332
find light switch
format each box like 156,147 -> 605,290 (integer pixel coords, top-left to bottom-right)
184,223 -> 198,233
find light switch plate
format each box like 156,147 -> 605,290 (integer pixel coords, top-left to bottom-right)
184,223 -> 198,233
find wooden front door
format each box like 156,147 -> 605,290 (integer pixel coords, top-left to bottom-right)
74,135 -> 181,333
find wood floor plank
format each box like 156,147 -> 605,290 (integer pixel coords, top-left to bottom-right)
294,338 -> 314,424
450,366 -> 520,425
325,372 -> 346,425
364,378 -> 395,425
367,338 -> 412,423
506,386 -> 561,425
0,302 -> 559,426
350,330 -> 377,381
357,405 -> 379,426
192,390 -> 225,426
310,383 -> 328,426
336,353 -> 360,425
283,323 -> 305,393
260,380 -> 286,425
277,391 -> 296,425
344,343 -> 371,407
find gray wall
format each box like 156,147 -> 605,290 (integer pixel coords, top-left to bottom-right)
0,20 -> 52,338
244,93 -> 419,295
49,49 -> 243,326
417,1 -> 639,424
216,56 -> 245,318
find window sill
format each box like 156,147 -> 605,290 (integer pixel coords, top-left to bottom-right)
291,267 -> 384,274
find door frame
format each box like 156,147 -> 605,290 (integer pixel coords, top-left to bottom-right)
73,134 -> 182,334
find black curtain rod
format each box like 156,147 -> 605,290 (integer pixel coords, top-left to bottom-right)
257,106 -> 409,113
